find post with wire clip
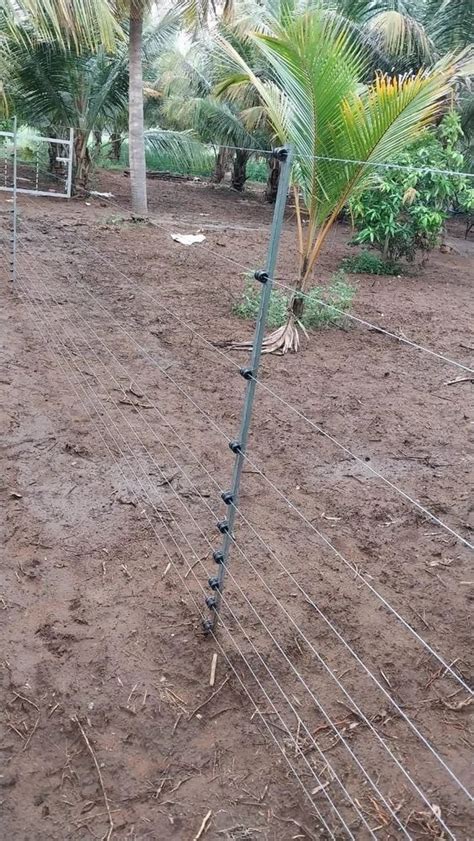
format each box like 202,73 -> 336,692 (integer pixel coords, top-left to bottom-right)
203,145 -> 293,633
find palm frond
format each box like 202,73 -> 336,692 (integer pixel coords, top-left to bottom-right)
144,127 -> 209,171
427,0 -> 474,51
3,0 -> 123,53
219,9 -> 468,279
1,17 -> 128,134
366,10 -> 434,63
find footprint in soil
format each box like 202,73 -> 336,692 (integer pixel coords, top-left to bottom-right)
69,596 -> 89,626
35,622 -> 78,658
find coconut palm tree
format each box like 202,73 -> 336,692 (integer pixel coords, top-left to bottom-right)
154,37 -> 271,190
220,9 -> 471,353
0,0 -> 182,215
126,0 -> 232,215
0,12 -> 129,189
336,0 -> 474,65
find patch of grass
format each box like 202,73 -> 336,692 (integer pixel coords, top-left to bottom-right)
233,278 -> 288,328
245,158 -> 267,183
233,270 -> 355,329
98,143 -> 268,182
342,251 -> 402,276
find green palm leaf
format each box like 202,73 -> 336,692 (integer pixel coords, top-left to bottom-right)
218,8 -> 470,352
2,0 -> 123,52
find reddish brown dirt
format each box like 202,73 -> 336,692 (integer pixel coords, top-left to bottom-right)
1,171 -> 473,841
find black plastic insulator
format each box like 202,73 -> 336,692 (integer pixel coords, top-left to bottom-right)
273,146 -> 289,162
240,367 -> 253,380
202,618 -> 214,634
213,549 -> 225,564
221,490 -> 234,505
229,440 -> 242,454
208,576 -> 220,591
217,519 -> 229,534
254,270 -> 269,284
206,595 -> 218,610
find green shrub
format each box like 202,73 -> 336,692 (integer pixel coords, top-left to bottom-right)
350,112 -> 474,264
342,251 -> 402,276
233,271 -> 355,329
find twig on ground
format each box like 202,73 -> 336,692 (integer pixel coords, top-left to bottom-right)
127,385 -> 144,399
425,658 -> 459,689
439,695 -> 473,712
127,684 -> 138,705
444,376 -> 474,386
193,809 -> 212,841
117,398 -> 154,409
12,692 -> 40,711
188,676 -> 229,720
73,715 -> 114,841
273,812 -> 319,841
210,653 -> 218,687
184,554 -> 208,579
7,721 -> 25,740
172,713 -> 182,735
22,715 -> 40,752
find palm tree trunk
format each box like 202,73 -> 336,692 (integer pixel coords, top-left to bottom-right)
212,146 -> 228,183
231,150 -> 250,191
109,132 -> 123,161
129,2 -> 147,217
73,131 -> 92,193
290,280 -> 306,319
265,155 -> 280,203
93,130 -> 102,152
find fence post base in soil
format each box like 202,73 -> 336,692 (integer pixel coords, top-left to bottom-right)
203,146 -> 293,634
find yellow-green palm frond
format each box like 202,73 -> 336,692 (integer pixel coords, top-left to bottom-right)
240,104 -> 268,132
6,0 -> 123,53
366,11 -> 434,62
219,9 -> 470,277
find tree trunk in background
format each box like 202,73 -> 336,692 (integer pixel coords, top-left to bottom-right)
94,130 -> 102,152
212,146 -> 228,182
265,154 -> 280,203
73,131 -> 91,192
129,2 -> 148,217
48,142 -> 56,172
109,132 -> 123,161
231,149 -> 250,191
48,140 -> 66,175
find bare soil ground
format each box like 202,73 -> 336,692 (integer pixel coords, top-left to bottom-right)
1,170 -> 473,841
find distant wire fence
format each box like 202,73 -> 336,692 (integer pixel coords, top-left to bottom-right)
2,128 -> 474,839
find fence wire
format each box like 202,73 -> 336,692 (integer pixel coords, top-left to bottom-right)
7,156 -> 474,840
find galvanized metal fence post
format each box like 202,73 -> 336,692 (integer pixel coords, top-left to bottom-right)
10,116 -> 18,285
204,146 -> 293,633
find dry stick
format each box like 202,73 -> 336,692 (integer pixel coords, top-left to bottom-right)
188,677 -> 230,720
209,653 -> 218,688
444,376 -> 474,386
22,715 -> 40,752
13,692 -> 40,711
193,809 -> 212,841
73,716 -> 114,841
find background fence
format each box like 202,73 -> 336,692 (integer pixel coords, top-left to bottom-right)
2,136 -> 473,839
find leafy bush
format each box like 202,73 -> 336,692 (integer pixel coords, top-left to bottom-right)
350,112 -> 474,263
233,271 -> 355,329
342,251 -> 402,275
